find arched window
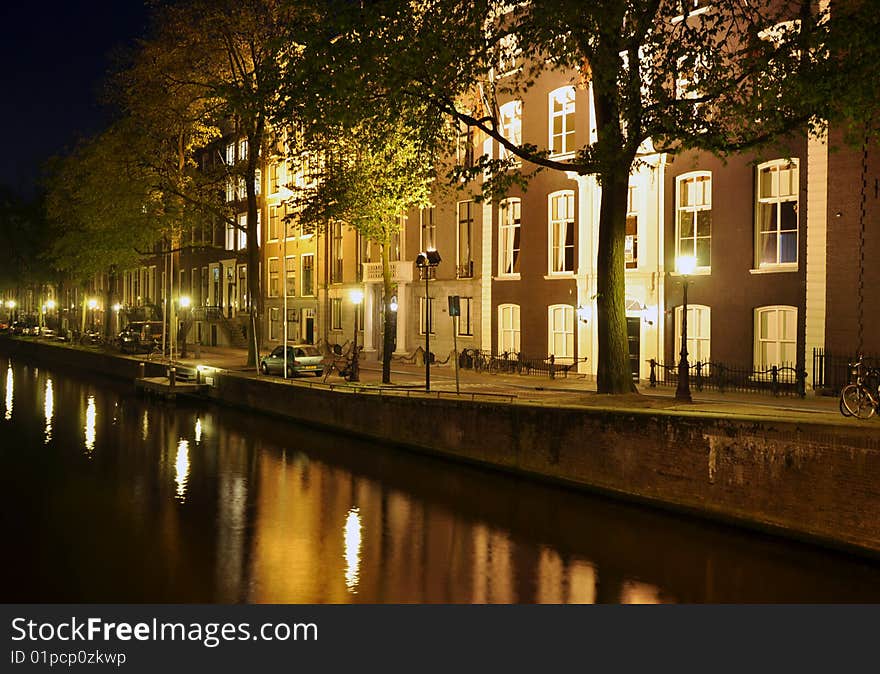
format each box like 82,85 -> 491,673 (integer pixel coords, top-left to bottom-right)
549,86 -> 576,156
754,306 -> 797,368
675,171 -> 712,270
548,191 -> 575,274
498,304 -> 521,354
498,198 -> 521,276
548,305 -> 575,361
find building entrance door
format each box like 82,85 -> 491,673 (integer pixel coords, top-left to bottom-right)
626,317 -> 641,382
302,308 -> 315,344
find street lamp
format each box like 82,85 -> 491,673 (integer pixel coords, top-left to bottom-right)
675,255 -> 696,403
415,249 -> 441,392
5,299 -> 16,326
349,288 -> 364,382
112,303 -> 122,337
179,296 -> 191,358
88,298 -> 98,332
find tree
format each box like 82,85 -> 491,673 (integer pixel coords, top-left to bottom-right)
292,116 -> 436,383
143,0 -> 311,367
331,0 -> 828,393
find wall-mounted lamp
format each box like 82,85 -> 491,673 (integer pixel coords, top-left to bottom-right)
576,305 -> 591,323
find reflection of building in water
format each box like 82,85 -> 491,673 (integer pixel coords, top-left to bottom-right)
214,428 -> 252,603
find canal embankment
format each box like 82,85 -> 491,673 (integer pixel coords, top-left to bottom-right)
4,336 -> 880,559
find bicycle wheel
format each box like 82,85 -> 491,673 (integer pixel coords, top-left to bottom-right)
841,384 -> 876,419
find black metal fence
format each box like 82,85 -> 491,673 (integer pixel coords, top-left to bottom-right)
648,359 -> 806,397
459,349 -> 587,379
812,348 -> 880,393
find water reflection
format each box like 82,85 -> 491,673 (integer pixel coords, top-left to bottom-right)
83,395 -> 96,453
175,439 -> 190,502
43,379 -> 53,444
4,364 -> 12,420
3,355 -> 880,604
343,507 -> 362,593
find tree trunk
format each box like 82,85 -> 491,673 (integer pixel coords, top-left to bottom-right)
595,172 -> 633,394
381,242 -> 394,384
245,130 -> 264,369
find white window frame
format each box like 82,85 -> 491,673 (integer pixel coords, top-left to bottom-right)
301,253 -> 315,296
457,200 -> 474,278
419,206 -> 436,251
754,305 -> 797,369
626,184 -> 639,269
330,297 -> 342,331
268,257 -> 279,298
674,304 -> 711,365
549,86 -> 576,157
548,304 -> 575,361
498,197 -> 521,277
755,159 -> 799,269
499,100 -> 522,163
675,171 -> 712,271
548,190 -> 575,275
419,296 -> 435,335
498,303 -> 521,355
457,297 -> 474,337
269,307 -> 280,341
225,142 -> 235,165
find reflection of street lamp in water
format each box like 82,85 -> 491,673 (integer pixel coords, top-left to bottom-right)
350,289 -> 364,382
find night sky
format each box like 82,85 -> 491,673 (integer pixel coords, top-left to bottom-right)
0,1 -> 150,197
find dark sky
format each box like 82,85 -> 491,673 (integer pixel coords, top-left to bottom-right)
0,1 -> 150,197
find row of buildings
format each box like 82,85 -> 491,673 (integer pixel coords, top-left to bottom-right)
16,38 -> 880,393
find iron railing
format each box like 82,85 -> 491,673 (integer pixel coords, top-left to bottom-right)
812,348 -> 880,393
459,349 -> 587,379
648,359 -> 806,397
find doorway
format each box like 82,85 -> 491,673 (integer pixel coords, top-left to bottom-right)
626,317 -> 641,382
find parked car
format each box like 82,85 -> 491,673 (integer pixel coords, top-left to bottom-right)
260,344 -> 323,377
118,321 -> 165,354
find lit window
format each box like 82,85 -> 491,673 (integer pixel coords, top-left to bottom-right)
754,306 -> 797,369
458,297 -> 474,336
457,201 -> 474,278
756,159 -> 799,267
225,142 -> 235,165
499,198 -> 521,276
674,305 -> 711,364
676,172 -> 711,269
331,298 -> 342,331
498,303 -> 521,354
269,205 -> 279,241
285,256 -> 296,297
419,296 -> 435,335
301,254 -> 314,296
626,185 -> 638,269
239,139 -> 248,161
268,258 -> 279,298
548,305 -> 575,361
549,87 -> 576,156
420,206 -> 436,251
548,191 -> 575,274
499,100 -> 522,162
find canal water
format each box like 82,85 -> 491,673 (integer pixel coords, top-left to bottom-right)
1,355 -> 879,603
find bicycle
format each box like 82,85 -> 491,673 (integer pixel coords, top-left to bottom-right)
839,357 -> 880,419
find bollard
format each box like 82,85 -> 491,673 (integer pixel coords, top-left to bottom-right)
549,354 -> 555,380
169,366 -> 176,388
138,362 -> 145,380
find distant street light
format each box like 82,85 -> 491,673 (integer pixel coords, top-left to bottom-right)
350,288 -> 364,383
87,298 -> 98,332
675,255 -> 696,403
112,303 -> 122,336
415,249 -> 441,392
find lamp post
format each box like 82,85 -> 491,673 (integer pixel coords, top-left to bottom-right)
350,288 -> 364,382
675,255 -> 696,403
88,298 -> 98,332
112,303 -> 122,338
179,296 -> 191,358
415,249 -> 441,392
